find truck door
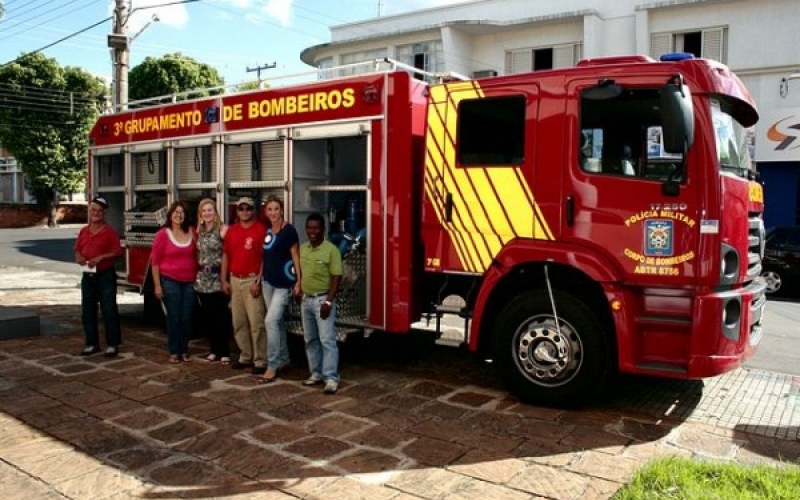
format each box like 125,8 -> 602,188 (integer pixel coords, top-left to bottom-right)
565,82 -> 702,286
422,82 -> 546,275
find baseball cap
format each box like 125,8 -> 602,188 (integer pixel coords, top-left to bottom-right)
91,196 -> 109,209
236,196 -> 255,207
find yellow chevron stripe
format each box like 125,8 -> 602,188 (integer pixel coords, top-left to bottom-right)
425,80 -> 554,273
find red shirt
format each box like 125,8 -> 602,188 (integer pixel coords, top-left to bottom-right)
223,221 -> 266,276
74,224 -> 122,272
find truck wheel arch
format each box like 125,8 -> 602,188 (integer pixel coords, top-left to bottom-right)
471,242 -> 621,361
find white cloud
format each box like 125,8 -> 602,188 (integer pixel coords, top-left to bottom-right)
263,0 -> 293,27
123,0 -> 189,34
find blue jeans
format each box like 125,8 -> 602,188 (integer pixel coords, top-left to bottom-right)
262,282 -> 291,370
81,269 -> 121,348
301,295 -> 339,383
161,277 -> 195,355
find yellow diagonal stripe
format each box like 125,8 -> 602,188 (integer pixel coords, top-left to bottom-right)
424,80 -> 553,273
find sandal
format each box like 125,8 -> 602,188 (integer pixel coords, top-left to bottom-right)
169,355 -> 181,364
220,357 -> 231,365
259,369 -> 277,384
181,354 -> 191,362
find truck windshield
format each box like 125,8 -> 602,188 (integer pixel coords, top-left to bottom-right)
711,99 -> 753,178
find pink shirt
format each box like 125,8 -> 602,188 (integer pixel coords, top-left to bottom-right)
151,228 -> 197,283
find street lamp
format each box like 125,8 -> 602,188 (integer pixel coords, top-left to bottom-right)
131,14 -> 160,42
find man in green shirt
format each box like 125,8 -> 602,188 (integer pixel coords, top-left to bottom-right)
299,212 -> 342,394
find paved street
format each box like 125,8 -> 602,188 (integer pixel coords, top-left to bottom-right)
1,262 -> 799,499
0,226 -> 799,499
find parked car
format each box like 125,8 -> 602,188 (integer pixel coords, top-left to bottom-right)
761,226 -> 800,295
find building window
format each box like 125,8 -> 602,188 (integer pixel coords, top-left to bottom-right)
505,43 -> 583,74
396,40 -> 444,77
651,27 -> 727,62
339,48 -> 388,76
316,57 -> 334,79
458,96 -> 526,166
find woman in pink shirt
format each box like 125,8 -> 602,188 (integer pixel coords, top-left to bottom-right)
151,201 -> 197,363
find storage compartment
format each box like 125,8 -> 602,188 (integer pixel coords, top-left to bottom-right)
176,145 -> 216,184
95,154 -> 124,187
289,132 -> 370,337
134,151 -> 167,185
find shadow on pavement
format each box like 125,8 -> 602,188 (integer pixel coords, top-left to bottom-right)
15,238 -> 76,264
0,301 -> 713,499
733,425 -> 800,463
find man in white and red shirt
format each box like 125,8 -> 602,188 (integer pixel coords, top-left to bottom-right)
221,197 -> 268,373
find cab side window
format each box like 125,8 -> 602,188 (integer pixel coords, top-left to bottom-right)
459,96 -> 526,166
579,88 -> 682,181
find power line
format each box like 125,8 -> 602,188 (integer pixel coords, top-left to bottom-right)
0,82 -> 101,99
0,0 -> 68,30
0,17 -> 111,68
0,0 -> 99,43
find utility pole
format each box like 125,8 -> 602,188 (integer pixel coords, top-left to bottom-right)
246,62 -> 276,83
108,0 -> 129,110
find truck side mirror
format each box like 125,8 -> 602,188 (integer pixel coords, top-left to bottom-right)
660,77 -> 695,154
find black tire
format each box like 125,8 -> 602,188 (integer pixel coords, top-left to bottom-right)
492,289 -> 612,407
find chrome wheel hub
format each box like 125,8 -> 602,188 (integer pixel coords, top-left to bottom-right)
514,316 -> 583,387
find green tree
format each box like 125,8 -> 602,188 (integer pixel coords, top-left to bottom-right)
128,52 -> 225,102
235,81 -> 264,92
0,52 -> 106,226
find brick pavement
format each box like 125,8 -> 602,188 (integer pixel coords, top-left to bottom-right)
1,266 -> 798,500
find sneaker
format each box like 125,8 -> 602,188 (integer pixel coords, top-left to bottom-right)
252,365 -> 267,375
81,345 -> 99,356
301,376 -> 323,386
323,380 -> 339,394
104,347 -> 118,358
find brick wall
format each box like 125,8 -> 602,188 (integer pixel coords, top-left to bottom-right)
0,203 -> 88,228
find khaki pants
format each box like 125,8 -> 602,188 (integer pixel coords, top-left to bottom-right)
230,276 -> 266,367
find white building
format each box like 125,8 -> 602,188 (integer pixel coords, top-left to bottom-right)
301,0 -> 800,227
0,144 -> 34,204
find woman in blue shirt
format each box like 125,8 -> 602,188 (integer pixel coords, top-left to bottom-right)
259,195 -> 301,383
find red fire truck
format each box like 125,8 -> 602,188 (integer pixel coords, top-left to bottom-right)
88,56 -> 766,406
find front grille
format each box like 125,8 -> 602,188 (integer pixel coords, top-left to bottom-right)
746,214 -> 764,281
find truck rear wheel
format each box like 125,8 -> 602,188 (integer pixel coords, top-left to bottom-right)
493,289 -> 611,407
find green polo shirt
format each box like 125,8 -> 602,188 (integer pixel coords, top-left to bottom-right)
299,240 -> 342,295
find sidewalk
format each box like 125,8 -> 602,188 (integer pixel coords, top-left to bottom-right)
1,265 -> 798,500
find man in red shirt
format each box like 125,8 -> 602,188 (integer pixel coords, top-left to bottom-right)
221,197 -> 268,374
74,196 -> 123,357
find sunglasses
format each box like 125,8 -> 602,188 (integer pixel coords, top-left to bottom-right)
237,206 -> 254,212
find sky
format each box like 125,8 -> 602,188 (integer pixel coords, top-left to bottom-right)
0,0 -> 473,86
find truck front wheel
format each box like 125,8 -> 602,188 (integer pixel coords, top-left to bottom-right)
492,290 -> 612,407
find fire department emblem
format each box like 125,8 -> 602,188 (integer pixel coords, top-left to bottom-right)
363,85 -> 379,104
204,106 -> 220,124
644,220 -> 673,256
